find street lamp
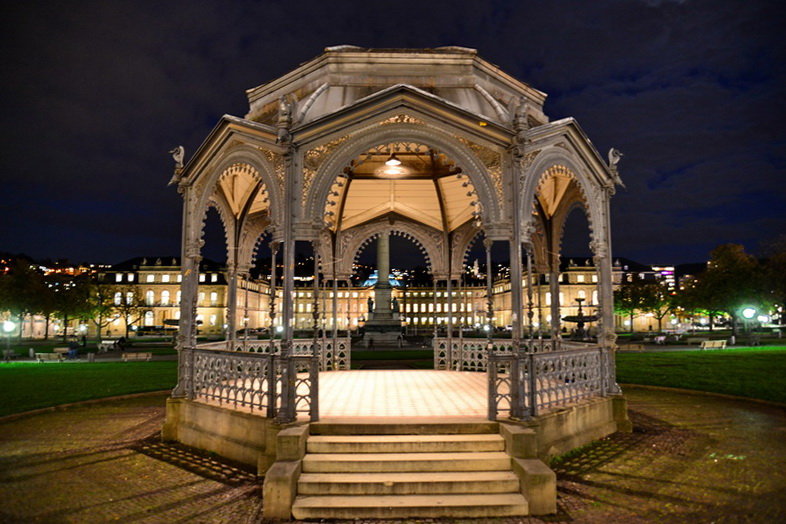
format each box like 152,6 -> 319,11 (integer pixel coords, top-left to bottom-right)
3,320 -> 16,359
741,307 -> 757,346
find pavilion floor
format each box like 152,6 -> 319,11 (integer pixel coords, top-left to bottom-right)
316,370 -> 488,420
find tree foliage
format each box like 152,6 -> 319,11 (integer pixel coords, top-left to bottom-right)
689,244 -> 765,334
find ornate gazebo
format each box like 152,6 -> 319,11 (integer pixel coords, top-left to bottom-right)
162,46 -> 629,518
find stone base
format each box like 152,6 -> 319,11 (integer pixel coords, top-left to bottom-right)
162,397 -> 293,475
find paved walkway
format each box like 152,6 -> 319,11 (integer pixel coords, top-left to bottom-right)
1,387 -> 784,523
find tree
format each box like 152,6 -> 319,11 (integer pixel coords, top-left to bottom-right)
113,285 -> 147,338
638,281 -> 674,333
614,279 -> 647,332
52,274 -> 94,341
691,244 -> 766,335
763,235 -> 786,325
87,283 -> 117,340
0,260 -> 46,339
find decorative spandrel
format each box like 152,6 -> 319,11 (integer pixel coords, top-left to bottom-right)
457,137 -> 503,202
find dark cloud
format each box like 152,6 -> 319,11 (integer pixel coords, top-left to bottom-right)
1,0 -> 783,265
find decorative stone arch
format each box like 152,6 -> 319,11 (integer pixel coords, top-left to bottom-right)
328,219 -> 447,280
519,147 -> 605,258
303,122 -> 503,231
188,146 -> 283,256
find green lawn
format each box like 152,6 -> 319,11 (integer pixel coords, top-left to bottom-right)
616,346 -> 786,404
0,361 -> 177,417
3,345 -> 784,419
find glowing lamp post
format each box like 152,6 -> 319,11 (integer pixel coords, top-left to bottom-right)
3,320 -> 16,358
741,307 -> 757,345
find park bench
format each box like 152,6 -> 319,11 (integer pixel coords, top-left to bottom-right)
98,340 -> 116,352
700,340 -> 727,350
686,337 -> 709,345
2,349 -> 16,360
122,352 -> 152,362
36,351 -> 64,362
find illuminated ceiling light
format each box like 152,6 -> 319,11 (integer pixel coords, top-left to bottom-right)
385,152 -> 402,166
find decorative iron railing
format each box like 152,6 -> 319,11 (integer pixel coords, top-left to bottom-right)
434,337 -> 610,420
190,347 -> 321,422
434,337 -> 557,371
197,337 -> 351,370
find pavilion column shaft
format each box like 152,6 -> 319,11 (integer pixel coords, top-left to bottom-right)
550,270 -> 561,339
174,184 -> 200,399
226,267 -> 237,348
509,240 -> 523,341
374,233 -> 392,316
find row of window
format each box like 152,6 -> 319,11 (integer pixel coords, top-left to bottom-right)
113,290 -> 222,307
113,273 -> 219,283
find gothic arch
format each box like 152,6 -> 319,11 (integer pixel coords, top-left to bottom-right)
329,219 -> 447,280
303,122 -> 503,233
520,147 -> 605,257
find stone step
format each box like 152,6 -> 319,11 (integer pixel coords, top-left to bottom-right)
302,451 -> 511,473
307,434 -> 506,453
298,470 -> 521,495
291,493 -> 529,520
309,419 -> 499,435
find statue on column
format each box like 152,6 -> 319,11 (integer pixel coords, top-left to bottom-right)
392,297 -> 399,313
367,296 -> 374,312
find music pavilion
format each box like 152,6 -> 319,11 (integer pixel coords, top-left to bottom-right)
162,46 -> 630,520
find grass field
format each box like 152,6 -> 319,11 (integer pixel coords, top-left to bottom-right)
616,346 -> 786,404
2,344 -> 784,419
0,361 -> 177,417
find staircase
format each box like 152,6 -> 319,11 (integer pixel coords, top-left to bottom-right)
290,421 -> 530,520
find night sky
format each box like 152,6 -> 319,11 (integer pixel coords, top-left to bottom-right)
1,0 -> 783,267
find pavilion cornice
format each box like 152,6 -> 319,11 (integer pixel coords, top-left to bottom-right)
180,115 -> 278,180
292,84 -> 513,147
526,118 -> 615,187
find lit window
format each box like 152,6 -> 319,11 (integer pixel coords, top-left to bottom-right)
127,273 -> 134,282
176,290 -> 181,305
161,290 -> 170,305
126,292 -> 134,305
209,314 -> 217,326
592,275 -> 598,283
114,292 -> 122,306
210,291 -> 218,306
145,290 -> 155,306
592,290 -> 598,304
578,290 -> 586,299
115,274 -> 122,282
146,274 -> 155,283
559,292 -> 564,306
177,274 -> 182,283
199,274 -> 206,282
577,275 -> 585,283
199,292 -> 205,305
545,293 -> 552,306
211,274 -> 218,283
413,304 -> 419,313
162,274 -> 170,283
144,311 -> 154,326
